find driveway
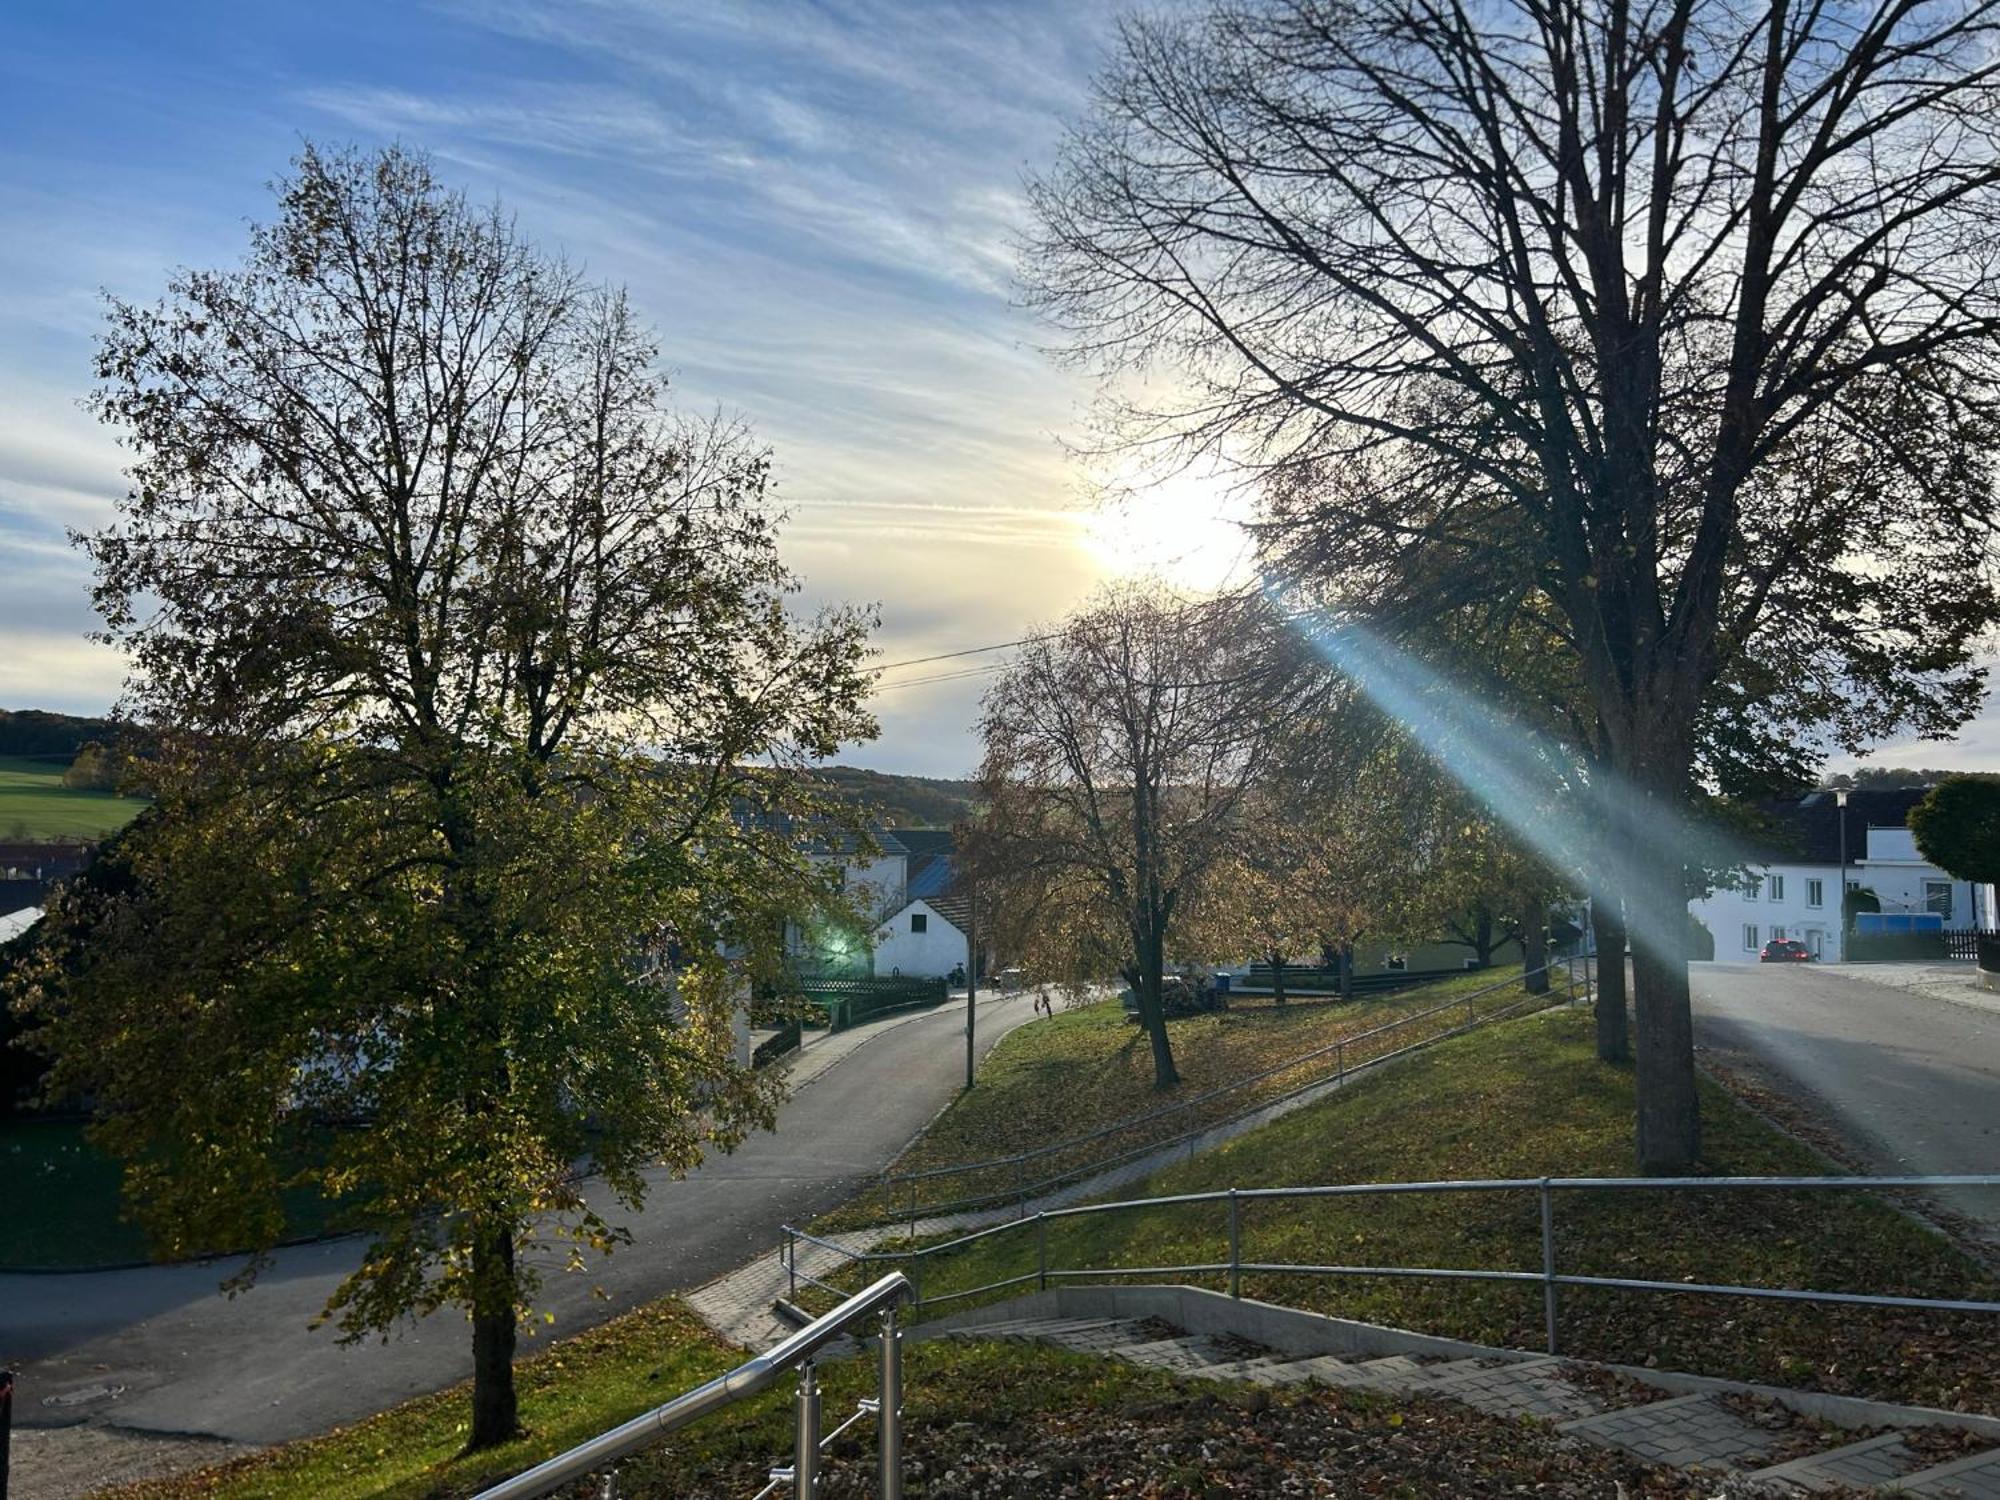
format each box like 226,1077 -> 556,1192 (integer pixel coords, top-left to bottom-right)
1689,961 -> 2000,1240
1,990 -> 1041,1452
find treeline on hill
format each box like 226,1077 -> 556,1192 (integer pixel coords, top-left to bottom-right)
0,709 -> 122,761
811,765 -> 976,828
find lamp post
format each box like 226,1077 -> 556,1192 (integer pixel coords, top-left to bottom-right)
1836,788 -> 1850,962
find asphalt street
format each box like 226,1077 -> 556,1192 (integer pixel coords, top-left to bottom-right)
0,989 -> 1039,1447
1690,960 -> 2000,1237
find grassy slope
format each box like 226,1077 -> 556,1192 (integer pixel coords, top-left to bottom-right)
110,1300 -> 1728,1500
0,754 -> 145,841
832,966 -> 1544,1224
872,1009 -> 2000,1414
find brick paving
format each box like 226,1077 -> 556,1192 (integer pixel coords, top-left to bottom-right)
1557,1393 -> 1786,1468
1894,1445 -> 2000,1497
1753,1434 -> 1919,1492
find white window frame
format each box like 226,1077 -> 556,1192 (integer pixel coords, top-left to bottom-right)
1769,874 -> 1785,901
1743,923 -> 1760,951
1806,878 -> 1823,908
1771,924 -> 1786,941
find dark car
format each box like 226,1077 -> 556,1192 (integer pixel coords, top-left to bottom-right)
1759,938 -> 1812,963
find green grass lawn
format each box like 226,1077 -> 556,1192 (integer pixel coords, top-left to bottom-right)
0,1119 -> 342,1270
107,1295 -> 1725,1500
829,965 -> 1548,1225
836,1009 -> 2000,1415
0,753 -> 145,841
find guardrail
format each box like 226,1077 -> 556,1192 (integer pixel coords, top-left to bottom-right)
869,958 -> 1592,1224
786,1174 -> 2000,1357
471,1272 -> 912,1500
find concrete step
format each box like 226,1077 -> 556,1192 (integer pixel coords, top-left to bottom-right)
941,1316 -> 1141,1343
1194,1354 -> 1356,1386
1110,1335 -> 1244,1372
1747,1433 -> 1925,1493
1558,1392 -> 1791,1470
1889,1444 -> 2000,1496
1418,1357 -> 1607,1421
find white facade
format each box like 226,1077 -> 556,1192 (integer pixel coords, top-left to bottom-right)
872,899 -> 968,979
1693,864 -> 1846,960
1691,837 -> 1987,962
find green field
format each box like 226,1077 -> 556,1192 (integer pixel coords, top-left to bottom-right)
0,753 -> 145,840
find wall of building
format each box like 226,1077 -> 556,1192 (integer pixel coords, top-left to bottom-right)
873,900 -> 968,979
1690,855 -> 1980,961
1692,863 -> 1844,960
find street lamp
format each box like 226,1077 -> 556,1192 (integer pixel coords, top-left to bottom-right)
1835,788 -> 1850,962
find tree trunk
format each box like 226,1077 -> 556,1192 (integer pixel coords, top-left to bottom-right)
1338,942 -> 1354,1002
1590,900 -> 1631,1063
1627,829 -> 1701,1173
1135,921 -> 1179,1089
1269,947 -> 1287,1006
467,1223 -> 520,1451
1522,904 -> 1549,994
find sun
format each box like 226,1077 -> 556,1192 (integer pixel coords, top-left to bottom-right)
1081,468 -> 1257,593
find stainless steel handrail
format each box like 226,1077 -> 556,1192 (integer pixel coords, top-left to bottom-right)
471,1271 -> 911,1500
873,959 -> 1589,1220
784,1171 -> 2000,1357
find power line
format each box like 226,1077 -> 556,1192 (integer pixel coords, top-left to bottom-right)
870,634 -> 1057,674
870,662 -> 1012,694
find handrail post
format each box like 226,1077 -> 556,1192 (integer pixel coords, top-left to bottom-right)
1227,1188 -> 1242,1299
1539,1177 -> 1559,1355
786,1227 -> 797,1300
1337,1040 -> 1346,1085
1036,1211 -> 1049,1293
794,1362 -> 820,1498
911,1249 -> 923,1313
878,1306 -> 903,1500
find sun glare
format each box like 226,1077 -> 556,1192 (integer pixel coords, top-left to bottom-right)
1082,469 -> 1256,593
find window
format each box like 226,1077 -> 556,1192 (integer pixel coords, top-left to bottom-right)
1744,877 -> 1758,901
1768,874 -> 1785,901
1771,925 -> 1786,941
1924,881 -> 1953,918
1743,924 -> 1760,951
910,912 -> 928,934
1806,878 -> 1824,908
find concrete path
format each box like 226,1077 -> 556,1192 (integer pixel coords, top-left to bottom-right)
0,989 -> 1041,1464
1690,960 -> 2000,1240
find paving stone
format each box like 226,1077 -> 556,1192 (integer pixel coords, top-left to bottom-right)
1750,1434 -> 1922,1493
1892,1445 -> 2000,1497
1110,1335 -> 1240,1372
1558,1393 -> 1788,1469
1419,1357 -> 1607,1421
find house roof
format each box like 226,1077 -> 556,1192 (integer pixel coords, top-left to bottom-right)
887,828 -> 971,930
1755,788 -> 1933,864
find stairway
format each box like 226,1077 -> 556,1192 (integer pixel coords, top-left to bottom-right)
932,1316 -> 2000,1495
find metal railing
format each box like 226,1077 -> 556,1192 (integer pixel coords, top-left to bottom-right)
471,1272 -> 912,1500
871,957 -> 1594,1223
786,1173 -> 2000,1357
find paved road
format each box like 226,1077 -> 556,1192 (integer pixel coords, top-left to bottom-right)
1,991 -> 1039,1448
1690,961 -> 2000,1237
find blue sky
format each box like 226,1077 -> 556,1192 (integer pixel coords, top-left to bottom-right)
1,1 -> 1991,777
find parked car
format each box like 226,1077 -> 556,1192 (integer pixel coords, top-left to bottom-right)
1759,938 -> 1812,964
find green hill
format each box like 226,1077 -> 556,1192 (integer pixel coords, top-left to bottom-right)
812,765 -> 976,827
0,754 -> 145,841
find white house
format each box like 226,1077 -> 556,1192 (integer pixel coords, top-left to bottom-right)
1690,787 -> 1990,961
870,829 -> 971,981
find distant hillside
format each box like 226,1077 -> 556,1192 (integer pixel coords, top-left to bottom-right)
0,709 -> 121,760
812,766 -> 977,828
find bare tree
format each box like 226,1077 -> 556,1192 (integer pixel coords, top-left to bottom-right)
1026,0 -> 2000,1169
974,587 -> 1308,1088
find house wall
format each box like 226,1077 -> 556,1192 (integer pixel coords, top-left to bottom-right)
1689,852 -> 1980,961
840,853 -> 908,923
1692,863 -> 1844,960
873,900 -> 967,979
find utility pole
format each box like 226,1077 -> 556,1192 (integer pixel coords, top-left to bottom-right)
964,873 -> 977,1090
1836,788 -> 1850,962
